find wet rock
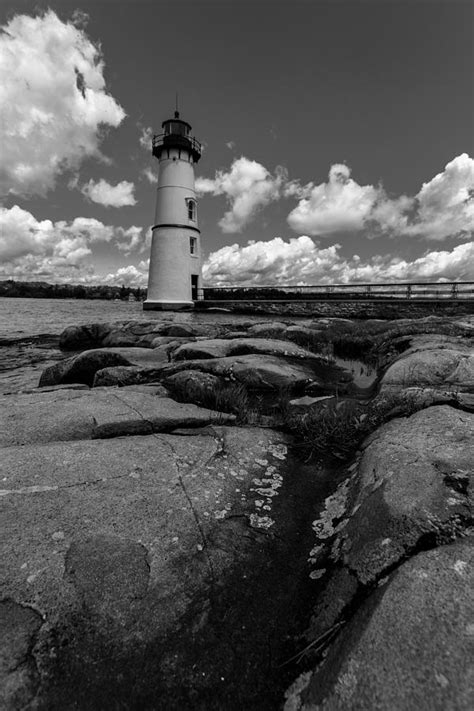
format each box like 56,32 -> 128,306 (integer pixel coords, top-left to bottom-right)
0,389 -> 235,446
293,541 -> 474,711
0,600 -> 43,711
39,347 -> 170,387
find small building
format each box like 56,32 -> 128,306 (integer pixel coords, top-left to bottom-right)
144,110 -> 202,310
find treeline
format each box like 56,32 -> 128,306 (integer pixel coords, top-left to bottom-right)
0,280 -> 146,301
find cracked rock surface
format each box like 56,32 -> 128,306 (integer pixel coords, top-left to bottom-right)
288,405 -> 474,711
289,541 -> 474,711
1,425 -> 312,708
0,388 -> 235,446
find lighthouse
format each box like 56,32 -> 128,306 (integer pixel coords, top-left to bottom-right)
144,110 -> 202,310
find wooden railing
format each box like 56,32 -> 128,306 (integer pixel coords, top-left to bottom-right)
197,281 -> 474,302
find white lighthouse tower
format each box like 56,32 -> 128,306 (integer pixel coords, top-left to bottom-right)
144,110 -> 202,310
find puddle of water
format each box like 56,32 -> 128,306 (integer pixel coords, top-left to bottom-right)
333,356 -> 378,389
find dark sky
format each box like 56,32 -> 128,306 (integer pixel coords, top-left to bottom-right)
1,0 -> 473,284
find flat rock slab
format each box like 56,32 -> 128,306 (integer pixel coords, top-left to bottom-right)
292,540 -> 474,711
0,389 -> 234,446
1,427 -> 294,709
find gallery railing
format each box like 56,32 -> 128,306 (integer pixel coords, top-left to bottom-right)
196,281 -> 474,301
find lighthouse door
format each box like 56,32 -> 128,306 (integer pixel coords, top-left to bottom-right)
191,275 -> 199,300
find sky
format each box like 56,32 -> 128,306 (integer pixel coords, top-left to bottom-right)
0,0 -> 473,287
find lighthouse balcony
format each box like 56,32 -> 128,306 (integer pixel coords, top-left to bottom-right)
152,133 -> 202,162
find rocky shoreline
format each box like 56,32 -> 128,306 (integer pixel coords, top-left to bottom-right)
1,315 -> 473,710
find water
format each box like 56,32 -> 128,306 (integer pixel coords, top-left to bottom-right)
0,297 -> 377,394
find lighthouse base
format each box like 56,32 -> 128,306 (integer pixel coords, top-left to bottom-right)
143,300 -> 195,311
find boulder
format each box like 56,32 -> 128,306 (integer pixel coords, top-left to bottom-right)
162,354 -> 321,392
39,348 -> 170,388
94,353 -> 346,394
339,405 -> 474,584
162,370 -> 224,404
380,347 -> 474,391
172,337 -> 321,362
246,322 -> 288,338
311,405 -> 474,603
0,389 -> 235,446
290,540 -> 474,711
58,321 -> 201,351
300,405 -> 473,656
58,321 -> 126,350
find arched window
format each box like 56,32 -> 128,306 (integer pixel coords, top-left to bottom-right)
186,198 -> 196,221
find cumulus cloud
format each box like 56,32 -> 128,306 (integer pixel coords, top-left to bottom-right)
0,10 -> 125,197
195,157 -> 288,232
198,153 -> 473,241
405,153 -> 474,240
81,178 -> 137,207
203,235 -> 474,286
287,154 -> 474,240
0,205 -> 146,280
102,263 -> 148,287
287,164 -> 381,235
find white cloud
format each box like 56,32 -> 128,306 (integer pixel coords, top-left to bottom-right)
142,167 -> 158,184
203,235 -> 474,286
198,154 -> 473,241
81,178 -> 137,207
287,164 -> 383,235
0,10 -> 125,197
102,264 -> 148,287
0,205 -> 146,280
404,153 -> 474,240
139,126 -> 153,151
287,155 -> 474,240
195,157 -> 287,233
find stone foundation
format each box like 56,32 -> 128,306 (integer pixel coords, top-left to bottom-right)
196,299 -> 474,319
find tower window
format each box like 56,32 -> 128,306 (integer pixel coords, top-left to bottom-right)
186,198 -> 196,221
190,236 -> 197,255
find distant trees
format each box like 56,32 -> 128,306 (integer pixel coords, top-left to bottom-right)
0,280 -> 147,301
